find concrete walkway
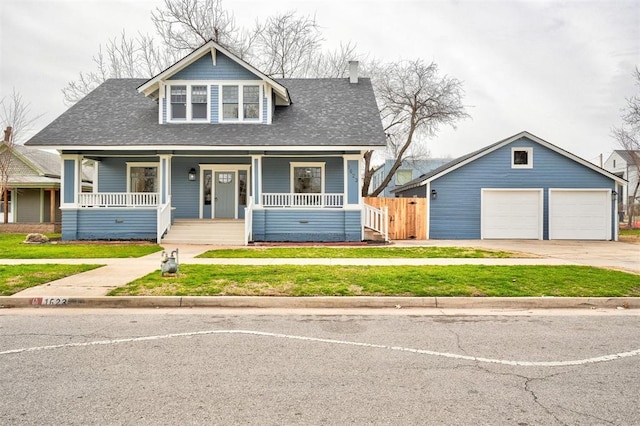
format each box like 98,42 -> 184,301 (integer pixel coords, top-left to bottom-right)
1,240 -> 638,307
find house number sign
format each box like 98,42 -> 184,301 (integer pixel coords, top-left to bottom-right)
30,297 -> 69,306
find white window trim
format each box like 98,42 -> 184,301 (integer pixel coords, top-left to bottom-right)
511,147 -> 533,169
218,82 -> 264,123
167,82 -> 210,123
126,162 -> 159,193
290,162 -> 326,194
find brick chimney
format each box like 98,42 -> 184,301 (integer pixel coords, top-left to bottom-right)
3,126 -> 12,143
349,61 -> 359,84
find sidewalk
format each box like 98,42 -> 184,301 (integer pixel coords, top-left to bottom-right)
1,241 -> 638,309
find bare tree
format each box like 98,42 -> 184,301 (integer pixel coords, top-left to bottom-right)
612,67 -> 640,227
307,42 -> 362,78
250,11 -> 323,78
0,89 -> 42,222
62,31 -> 177,105
151,0 -> 239,52
362,60 -> 469,197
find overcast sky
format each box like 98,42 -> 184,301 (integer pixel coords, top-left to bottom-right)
1,0 -> 638,165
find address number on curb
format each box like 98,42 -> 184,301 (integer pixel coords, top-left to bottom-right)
30,298 -> 69,306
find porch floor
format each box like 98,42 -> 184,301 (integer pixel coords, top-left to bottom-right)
162,219 -> 245,245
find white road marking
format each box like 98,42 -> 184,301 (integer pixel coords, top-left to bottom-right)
2,329 -> 639,367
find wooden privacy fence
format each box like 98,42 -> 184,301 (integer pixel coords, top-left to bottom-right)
364,197 -> 427,240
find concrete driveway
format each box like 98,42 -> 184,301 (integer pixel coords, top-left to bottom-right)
398,239 -> 640,274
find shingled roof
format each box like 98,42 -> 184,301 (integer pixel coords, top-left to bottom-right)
26,78 -> 386,149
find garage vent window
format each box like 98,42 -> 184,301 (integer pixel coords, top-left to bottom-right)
512,148 -> 533,169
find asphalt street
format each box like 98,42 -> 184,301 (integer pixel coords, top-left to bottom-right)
1,309 -> 639,425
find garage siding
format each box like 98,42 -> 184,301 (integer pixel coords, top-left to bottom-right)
429,137 -> 616,239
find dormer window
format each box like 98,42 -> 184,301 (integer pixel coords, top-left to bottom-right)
170,86 -> 187,120
512,147 -> 533,169
221,84 -> 261,122
169,84 -> 209,122
191,86 -> 208,119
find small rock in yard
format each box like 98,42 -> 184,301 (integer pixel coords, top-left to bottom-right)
24,233 -> 49,244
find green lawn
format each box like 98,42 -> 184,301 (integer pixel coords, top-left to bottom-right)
0,264 -> 102,296
198,246 -> 516,259
0,234 -> 162,259
108,264 -> 640,297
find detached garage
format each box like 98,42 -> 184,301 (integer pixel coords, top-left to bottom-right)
393,131 -> 626,241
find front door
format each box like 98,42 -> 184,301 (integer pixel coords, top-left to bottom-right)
214,171 -> 236,218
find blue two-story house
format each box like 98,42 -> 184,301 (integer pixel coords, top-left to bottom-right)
26,40 -> 387,244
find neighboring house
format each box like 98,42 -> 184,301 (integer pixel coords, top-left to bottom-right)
393,131 -> 625,241
25,40 -> 386,243
603,150 -> 639,211
0,142 -> 91,231
370,158 -> 450,197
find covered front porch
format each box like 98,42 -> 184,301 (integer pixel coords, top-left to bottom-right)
59,151 -> 385,244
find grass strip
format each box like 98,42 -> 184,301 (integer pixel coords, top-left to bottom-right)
0,264 -> 103,296
197,246 -> 515,259
0,234 -> 162,259
109,264 -> 640,297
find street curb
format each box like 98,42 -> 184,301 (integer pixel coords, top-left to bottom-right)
0,296 -> 637,310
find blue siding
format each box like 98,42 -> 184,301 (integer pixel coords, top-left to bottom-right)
252,209 -> 361,242
162,90 -> 167,124
98,157 -> 157,192
210,85 -> 219,123
61,210 -> 78,240
62,209 -> 156,240
428,137 -> 617,239
169,52 -> 259,80
262,157 -> 344,193
262,94 -> 267,124
63,160 -> 75,203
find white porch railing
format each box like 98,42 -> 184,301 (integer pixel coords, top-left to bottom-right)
78,192 -> 159,207
157,196 -> 172,243
244,198 -> 253,246
262,193 -> 344,208
363,203 -> 389,242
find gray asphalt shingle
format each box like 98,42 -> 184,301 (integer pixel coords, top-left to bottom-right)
26,78 -> 386,148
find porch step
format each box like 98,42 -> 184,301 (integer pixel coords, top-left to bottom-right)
161,219 -> 245,245
364,227 -> 386,242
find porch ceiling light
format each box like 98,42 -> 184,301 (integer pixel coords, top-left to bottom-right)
188,168 -> 196,181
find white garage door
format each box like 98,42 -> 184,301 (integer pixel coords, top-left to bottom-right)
549,190 -> 611,240
482,189 -> 542,239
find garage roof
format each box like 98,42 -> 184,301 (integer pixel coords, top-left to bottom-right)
392,131 -> 627,193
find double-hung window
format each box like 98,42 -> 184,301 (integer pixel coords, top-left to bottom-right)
170,86 -> 187,120
191,85 -> 208,120
128,163 -> 159,193
222,86 -> 239,120
169,84 -> 209,121
291,163 -> 325,194
221,85 -> 261,122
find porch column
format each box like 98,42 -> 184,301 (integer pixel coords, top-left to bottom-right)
344,154 -> 361,207
159,155 -> 172,204
251,155 -> 263,206
50,189 -> 56,223
61,154 -> 82,207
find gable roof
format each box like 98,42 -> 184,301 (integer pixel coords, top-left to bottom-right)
392,131 -> 626,193
612,149 -> 640,165
25,77 -> 386,150
11,143 -> 60,177
137,39 -> 291,105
